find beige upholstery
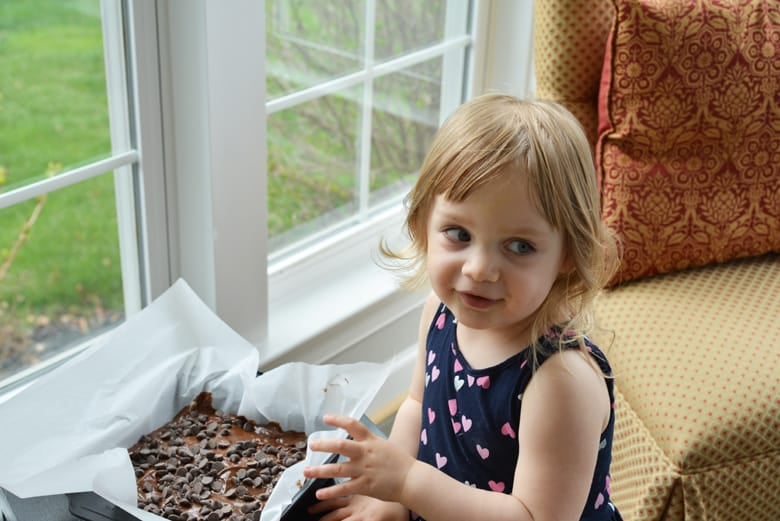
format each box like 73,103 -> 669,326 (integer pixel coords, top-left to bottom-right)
534,1 -> 780,520
533,0 -> 613,147
595,255 -> 780,520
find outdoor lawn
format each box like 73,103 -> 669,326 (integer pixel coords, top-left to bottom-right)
0,0 -> 434,380
0,0 -> 122,376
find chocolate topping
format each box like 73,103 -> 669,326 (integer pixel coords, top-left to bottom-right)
129,392 -> 307,521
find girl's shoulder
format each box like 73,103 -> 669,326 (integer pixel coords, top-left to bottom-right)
538,328 -> 614,376
527,340 -> 613,431
420,292 -> 443,330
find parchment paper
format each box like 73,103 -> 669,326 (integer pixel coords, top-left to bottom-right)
0,279 -> 389,521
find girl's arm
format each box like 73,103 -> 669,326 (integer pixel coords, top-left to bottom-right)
305,346 -> 610,521
510,348 -> 611,520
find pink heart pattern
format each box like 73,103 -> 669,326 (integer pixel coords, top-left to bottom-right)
418,305 -> 618,518
500,422 -> 516,439
476,444 -> 489,459
488,480 -> 505,492
435,453 -> 448,469
435,313 -> 446,330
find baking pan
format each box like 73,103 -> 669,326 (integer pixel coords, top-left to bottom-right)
1,488 -> 81,521
7,416 -> 383,521
68,493 -> 140,521
62,455 -> 336,521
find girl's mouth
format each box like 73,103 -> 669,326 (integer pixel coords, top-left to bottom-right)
458,291 -> 497,310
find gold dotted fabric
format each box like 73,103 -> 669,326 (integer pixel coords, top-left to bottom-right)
533,0 -> 614,146
594,255 -> 780,521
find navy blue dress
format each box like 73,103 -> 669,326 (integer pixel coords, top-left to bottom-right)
414,304 -> 622,521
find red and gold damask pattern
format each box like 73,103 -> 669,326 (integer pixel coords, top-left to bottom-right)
596,255 -> 780,521
597,0 -> 780,284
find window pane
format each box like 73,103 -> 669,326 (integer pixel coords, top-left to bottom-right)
266,0 -> 467,255
0,0 -> 123,385
267,87 -> 361,250
369,60 -> 443,208
266,0 -> 363,100
0,0 -> 110,192
0,173 -> 124,383
374,0 -> 449,61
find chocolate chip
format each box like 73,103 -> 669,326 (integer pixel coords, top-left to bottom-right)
129,392 -> 307,520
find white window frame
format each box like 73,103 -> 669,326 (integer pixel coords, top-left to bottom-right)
135,0 -> 535,407
0,0 -> 535,408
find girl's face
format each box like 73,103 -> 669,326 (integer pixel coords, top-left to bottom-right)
426,170 -> 569,341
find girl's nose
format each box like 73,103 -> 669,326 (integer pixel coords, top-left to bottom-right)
461,247 -> 500,282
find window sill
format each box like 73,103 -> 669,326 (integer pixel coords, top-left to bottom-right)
263,255 -> 425,368
262,232 -> 425,413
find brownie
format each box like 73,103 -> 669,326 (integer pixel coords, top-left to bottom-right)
129,392 -> 307,521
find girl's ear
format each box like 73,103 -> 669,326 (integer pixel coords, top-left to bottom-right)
558,252 -> 576,276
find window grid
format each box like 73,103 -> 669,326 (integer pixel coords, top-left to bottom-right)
2,0 -> 535,394
0,152 -> 138,210
357,0 -> 377,216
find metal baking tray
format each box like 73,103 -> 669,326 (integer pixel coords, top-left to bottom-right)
279,452 -> 339,521
1,417 -> 383,521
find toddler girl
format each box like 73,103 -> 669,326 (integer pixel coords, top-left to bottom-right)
304,94 -> 623,521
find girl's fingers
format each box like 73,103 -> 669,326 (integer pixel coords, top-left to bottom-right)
315,479 -> 359,501
304,458 -> 357,480
322,414 -> 372,441
308,496 -> 350,514
309,438 -> 363,460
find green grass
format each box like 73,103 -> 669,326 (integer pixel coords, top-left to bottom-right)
0,0 -> 436,344
0,0 -> 120,321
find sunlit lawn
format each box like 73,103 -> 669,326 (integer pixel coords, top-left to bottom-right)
0,1 -> 121,337
0,0 -> 428,379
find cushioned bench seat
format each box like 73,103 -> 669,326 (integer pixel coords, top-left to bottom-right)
594,255 -> 780,520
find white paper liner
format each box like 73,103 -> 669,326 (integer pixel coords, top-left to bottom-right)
0,279 -> 390,521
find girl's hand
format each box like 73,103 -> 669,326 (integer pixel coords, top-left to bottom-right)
303,414 -> 416,503
308,494 -> 408,521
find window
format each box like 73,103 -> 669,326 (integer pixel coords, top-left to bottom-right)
0,0 -> 142,387
0,0 -> 535,405
265,1 -> 470,255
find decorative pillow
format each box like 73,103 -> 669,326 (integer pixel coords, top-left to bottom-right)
597,0 -> 780,284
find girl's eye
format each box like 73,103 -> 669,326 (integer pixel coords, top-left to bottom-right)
444,227 -> 470,242
508,240 -> 534,255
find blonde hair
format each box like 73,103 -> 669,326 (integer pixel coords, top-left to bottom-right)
381,93 -> 619,363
